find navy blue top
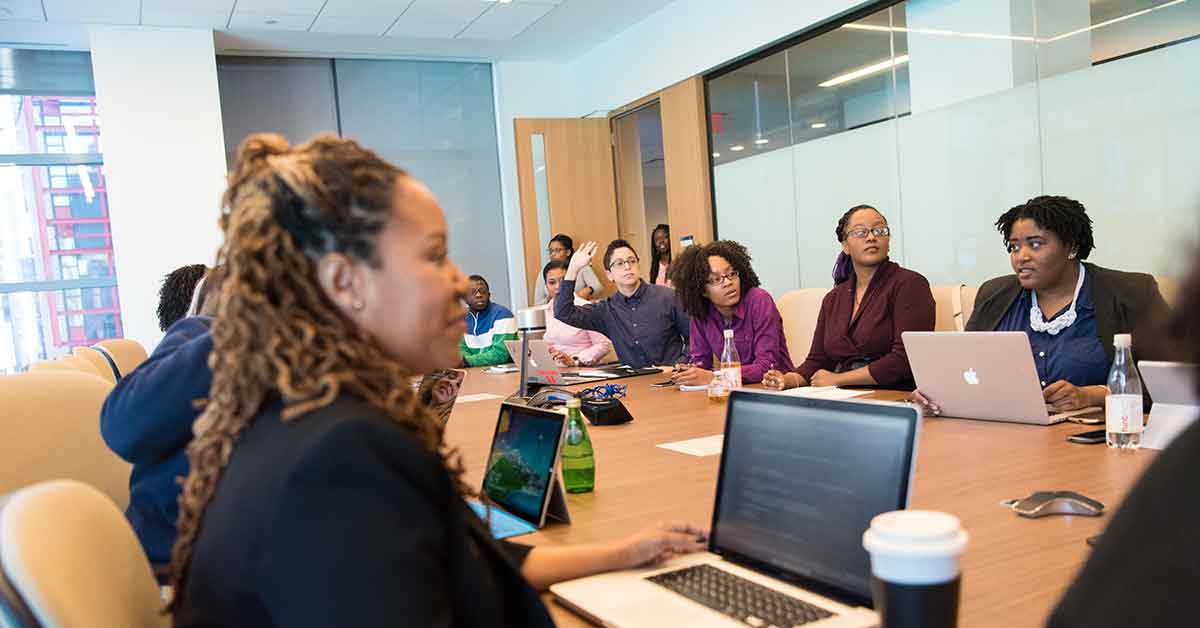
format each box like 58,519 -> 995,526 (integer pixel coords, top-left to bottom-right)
996,272 -> 1109,389
553,279 -> 689,368
100,316 -> 213,565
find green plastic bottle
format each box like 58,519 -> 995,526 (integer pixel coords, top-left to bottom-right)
561,398 -> 595,493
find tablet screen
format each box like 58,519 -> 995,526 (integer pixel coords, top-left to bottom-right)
482,404 -> 566,526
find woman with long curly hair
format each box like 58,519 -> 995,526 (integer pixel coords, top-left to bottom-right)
669,240 -> 793,386
168,134 -> 706,626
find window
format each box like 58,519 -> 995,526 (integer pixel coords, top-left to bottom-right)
0,51 -> 123,373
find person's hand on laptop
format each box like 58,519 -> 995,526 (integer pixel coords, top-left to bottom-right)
910,390 -> 942,416
1044,380 -> 1107,412
612,521 -> 709,568
548,346 -> 574,366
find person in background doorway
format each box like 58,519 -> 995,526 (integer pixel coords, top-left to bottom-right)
650,224 -> 673,288
460,275 -> 517,367
541,260 -> 613,366
670,240 -> 793,385
764,204 -> 935,391
555,239 -> 689,368
533,234 -> 602,304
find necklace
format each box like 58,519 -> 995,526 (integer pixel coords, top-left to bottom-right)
1029,264 -> 1085,336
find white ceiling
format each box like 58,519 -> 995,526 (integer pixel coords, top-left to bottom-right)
0,0 -> 680,61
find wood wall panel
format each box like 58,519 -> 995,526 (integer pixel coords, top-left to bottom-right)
613,112 -> 650,280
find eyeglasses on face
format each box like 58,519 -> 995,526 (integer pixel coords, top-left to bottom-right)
706,269 -> 740,286
847,226 -> 890,239
547,246 -> 568,255
609,257 -> 639,270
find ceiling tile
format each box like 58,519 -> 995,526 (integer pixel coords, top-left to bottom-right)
310,14 -> 391,36
0,0 -> 46,21
140,0 -> 234,11
457,2 -> 552,40
228,11 -> 314,31
385,0 -> 489,38
320,0 -> 412,18
234,0 -> 325,14
141,9 -> 231,28
42,0 -> 139,24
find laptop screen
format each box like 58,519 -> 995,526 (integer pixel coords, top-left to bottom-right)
710,392 -> 919,603
482,404 -> 566,526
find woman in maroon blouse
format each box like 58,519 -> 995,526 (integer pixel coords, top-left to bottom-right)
764,205 -> 935,390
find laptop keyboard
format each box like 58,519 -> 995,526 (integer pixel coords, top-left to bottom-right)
646,564 -> 836,627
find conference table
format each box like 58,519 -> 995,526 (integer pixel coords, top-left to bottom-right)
442,368 -> 1156,628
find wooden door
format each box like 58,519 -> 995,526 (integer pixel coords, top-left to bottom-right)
514,118 -> 619,304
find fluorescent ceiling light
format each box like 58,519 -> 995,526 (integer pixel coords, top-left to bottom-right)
843,23 -> 1035,42
819,54 -> 908,88
1044,0 -> 1187,43
754,138 -> 769,145
729,145 -> 745,152
811,122 -> 827,129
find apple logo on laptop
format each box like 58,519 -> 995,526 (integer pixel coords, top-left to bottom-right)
963,368 -> 980,385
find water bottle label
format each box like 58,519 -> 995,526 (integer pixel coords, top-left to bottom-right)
722,366 -> 742,389
1106,395 -> 1144,435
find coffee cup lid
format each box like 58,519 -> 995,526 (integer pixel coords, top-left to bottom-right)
862,510 -> 968,559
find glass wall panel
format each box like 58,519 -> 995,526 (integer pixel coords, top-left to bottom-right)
335,60 -> 509,304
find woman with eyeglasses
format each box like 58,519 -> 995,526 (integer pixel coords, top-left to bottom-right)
533,233 -> 601,304
670,240 -> 793,386
914,195 -> 1173,415
764,205 -> 935,391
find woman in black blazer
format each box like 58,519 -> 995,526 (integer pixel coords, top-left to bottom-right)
167,134 -> 706,627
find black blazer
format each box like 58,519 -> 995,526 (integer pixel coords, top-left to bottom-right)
173,394 -> 553,628
965,261 -> 1175,366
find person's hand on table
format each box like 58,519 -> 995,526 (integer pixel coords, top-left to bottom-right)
670,364 -> 714,386
1043,380 -> 1098,412
809,369 -> 840,388
910,389 -> 941,416
762,369 -> 804,390
609,521 -> 709,568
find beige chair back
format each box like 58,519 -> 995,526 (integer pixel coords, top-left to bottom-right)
0,480 -> 167,628
94,339 -> 149,378
777,288 -> 829,366
930,284 -> 971,332
72,347 -> 117,385
1155,275 -> 1180,309
960,284 -> 979,329
27,356 -> 106,380
0,371 -> 130,508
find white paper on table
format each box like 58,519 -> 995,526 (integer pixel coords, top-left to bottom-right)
657,434 -> 724,457
456,393 -> 505,403
777,386 -> 870,400
575,369 -> 617,378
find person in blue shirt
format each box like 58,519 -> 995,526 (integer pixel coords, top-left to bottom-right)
459,274 -> 518,366
100,266 -> 224,569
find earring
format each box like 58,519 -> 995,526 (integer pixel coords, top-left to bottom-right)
1068,252 -> 1076,259
352,301 -> 365,311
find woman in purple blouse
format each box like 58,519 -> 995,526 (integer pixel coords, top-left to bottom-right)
764,205 -> 935,391
670,240 -> 794,386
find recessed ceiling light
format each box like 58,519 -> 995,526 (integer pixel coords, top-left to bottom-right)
729,145 -> 745,152
712,152 -> 721,158
754,138 -> 769,145
811,122 -> 827,129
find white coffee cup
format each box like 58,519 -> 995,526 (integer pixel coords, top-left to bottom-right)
862,510 -> 968,628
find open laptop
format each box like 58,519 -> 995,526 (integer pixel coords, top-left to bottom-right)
903,331 -> 1102,425
469,402 -> 572,539
1139,361 -> 1199,450
503,339 -> 616,385
550,390 -> 920,627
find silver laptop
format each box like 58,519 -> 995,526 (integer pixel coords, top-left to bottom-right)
550,390 -> 920,627
1140,361 -> 1199,406
903,331 -> 1101,425
503,339 -> 612,385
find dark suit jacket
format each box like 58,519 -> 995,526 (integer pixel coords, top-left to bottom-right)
173,394 -> 553,628
965,261 -> 1174,367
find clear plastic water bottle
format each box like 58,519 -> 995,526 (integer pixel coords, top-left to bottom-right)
1106,333 -> 1143,449
720,328 -> 742,391
561,398 -> 595,492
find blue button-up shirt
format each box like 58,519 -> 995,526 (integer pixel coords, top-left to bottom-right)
996,272 -> 1109,388
553,279 -> 689,368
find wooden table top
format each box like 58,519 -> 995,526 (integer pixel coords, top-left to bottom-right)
443,368 -> 1155,628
